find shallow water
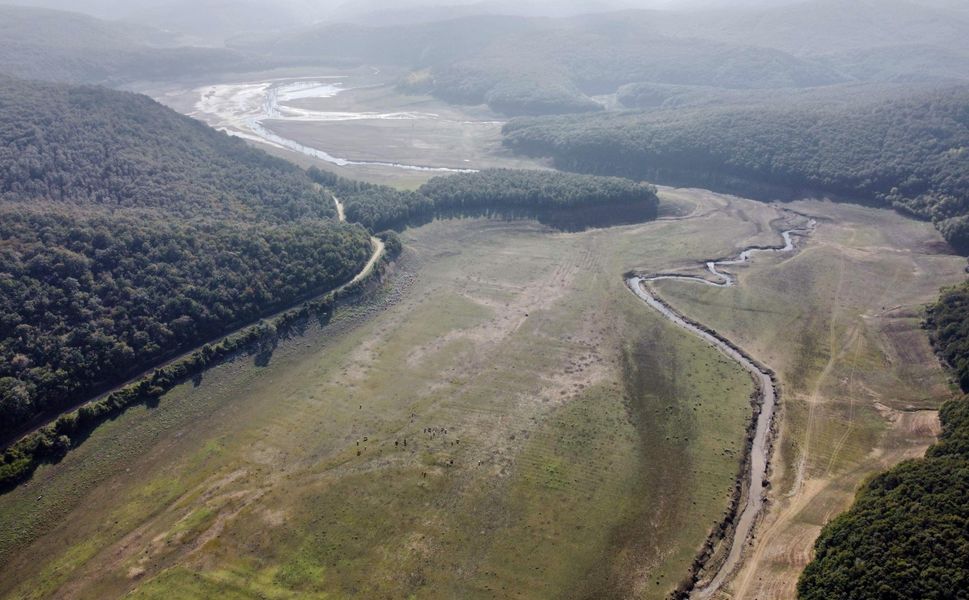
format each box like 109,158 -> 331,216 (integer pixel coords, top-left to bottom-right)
628,219 -> 815,598
191,78 -> 479,173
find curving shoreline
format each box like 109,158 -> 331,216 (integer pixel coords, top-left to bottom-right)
192,79 -> 480,173
626,215 -> 815,598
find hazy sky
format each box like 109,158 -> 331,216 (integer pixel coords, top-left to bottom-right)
5,0 -> 963,42
0,0 -> 807,20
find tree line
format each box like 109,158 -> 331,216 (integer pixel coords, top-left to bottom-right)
311,167 -> 660,232
503,87 -> 969,252
0,77 -> 375,458
797,283 -> 969,598
0,230 -> 401,491
0,206 -> 372,443
0,76 -> 336,222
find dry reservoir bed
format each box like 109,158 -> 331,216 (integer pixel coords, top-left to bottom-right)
0,190 -> 962,599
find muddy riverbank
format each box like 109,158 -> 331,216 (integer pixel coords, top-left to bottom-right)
626,215 -> 815,598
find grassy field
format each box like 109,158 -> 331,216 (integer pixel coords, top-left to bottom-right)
652,198 -> 966,598
0,190 -> 961,599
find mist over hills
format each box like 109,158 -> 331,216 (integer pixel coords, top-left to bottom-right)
0,0 -> 320,44
231,0 -> 969,116
0,6 -> 254,83
645,0 -> 969,54
8,0 -> 958,41
5,0 -> 968,111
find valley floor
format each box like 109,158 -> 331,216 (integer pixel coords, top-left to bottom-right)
0,190 -> 961,599
142,67 -> 542,189
652,195 -> 964,598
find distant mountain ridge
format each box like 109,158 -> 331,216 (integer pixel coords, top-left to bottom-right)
234,12 -> 849,116
232,0 -> 969,116
0,5 -> 254,83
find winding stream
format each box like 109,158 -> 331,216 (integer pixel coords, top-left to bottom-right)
627,217 -> 815,598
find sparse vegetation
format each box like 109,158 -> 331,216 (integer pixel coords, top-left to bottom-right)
0,198 -> 768,599
797,282 -> 969,599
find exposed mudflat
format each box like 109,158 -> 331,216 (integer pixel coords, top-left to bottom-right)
191,78 -> 480,173
628,216 -> 816,598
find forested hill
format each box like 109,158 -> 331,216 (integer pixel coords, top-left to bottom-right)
0,6 -> 249,84
0,77 -> 373,448
310,168 -> 659,232
236,0 -> 969,117
0,76 -> 335,221
234,14 -> 845,117
798,283 -> 969,598
503,87 -> 969,252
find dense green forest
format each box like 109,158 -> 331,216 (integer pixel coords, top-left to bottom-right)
797,284 -> 969,598
926,284 -> 969,391
311,168 -> 659,231
0,78 -> 375,446
0,207 -> 370,440
504,87 -> 969,251
0,76 -> 335,221
419,169 -> 657,211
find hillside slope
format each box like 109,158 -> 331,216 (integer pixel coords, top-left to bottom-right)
0,77 -> 372,445
0,6 -> 250,84
0,76 -> 336,221
503,87 -> 969,251
233,13 -> 844,116
798,283 -> 969,598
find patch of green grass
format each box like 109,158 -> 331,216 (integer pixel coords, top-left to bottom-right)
1,193 -> 962,600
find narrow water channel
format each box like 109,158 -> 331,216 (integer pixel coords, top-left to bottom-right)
627,216 -> 815,598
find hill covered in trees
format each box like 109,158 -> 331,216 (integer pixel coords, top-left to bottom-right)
236,0 -> 969,117
0,208 -> 370,440
504,87 -> 969,251
798,282 -> 969,598
311,168 -> 659,232
0,76 -> 336,221
0,77 -> 373,445
0,6 -> 251,84
0,75 -> 661,466
926,284 -> 969,393
234,14 -> 845,117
